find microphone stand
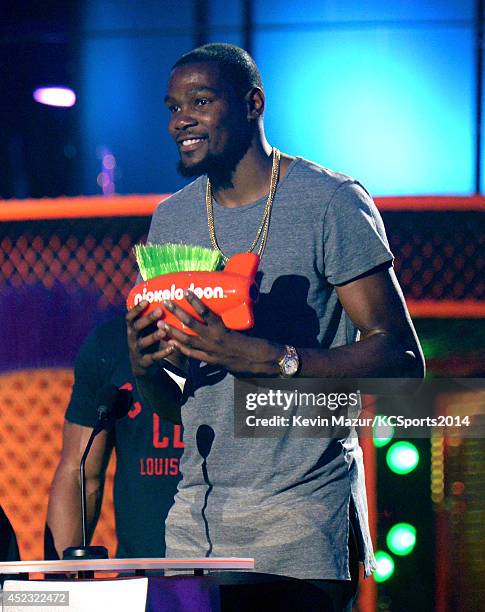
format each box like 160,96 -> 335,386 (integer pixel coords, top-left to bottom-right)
62,386 -> 132,574
80,430 -> 98,551
63,422 -> 109,575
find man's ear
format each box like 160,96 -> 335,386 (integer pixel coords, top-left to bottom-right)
245,87 -> 265,120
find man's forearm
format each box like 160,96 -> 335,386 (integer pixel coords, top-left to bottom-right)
298,331 -> 425,378
254,331 -> 424,378
46,467 -> 103,558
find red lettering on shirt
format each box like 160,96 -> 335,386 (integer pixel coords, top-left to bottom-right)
173,424 -> 184,448
153,414 -> 169,448
119,382 -> 142,419
153,416 -> 185,449
128,401 -> 142,419
139,457 -> 180,476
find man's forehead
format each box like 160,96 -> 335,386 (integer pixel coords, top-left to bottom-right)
166,61 -> 230,96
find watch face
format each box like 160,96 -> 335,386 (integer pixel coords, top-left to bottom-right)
284,356 -> 299,376
279,346 -> 300,377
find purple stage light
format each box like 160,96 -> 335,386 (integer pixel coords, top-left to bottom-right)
33,87 -> 76,108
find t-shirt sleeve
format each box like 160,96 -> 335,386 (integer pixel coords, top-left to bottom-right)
65,329 -> 106,428
323,180 -> 394,285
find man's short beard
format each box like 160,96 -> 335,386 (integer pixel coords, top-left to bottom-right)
176,131 -> 252,190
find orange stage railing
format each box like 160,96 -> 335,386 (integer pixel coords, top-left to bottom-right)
1,194 -> 484,317
0,194 -> 484,221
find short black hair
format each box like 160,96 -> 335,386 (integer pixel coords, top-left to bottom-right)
172,43 -> 263,98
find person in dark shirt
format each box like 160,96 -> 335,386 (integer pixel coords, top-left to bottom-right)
46,316 -> 183,559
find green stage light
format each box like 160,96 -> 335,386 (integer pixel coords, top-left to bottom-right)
386,523 -> 417,556
372,415 -> 394,448
386,441 -> 419,475
374,551 -> 395,583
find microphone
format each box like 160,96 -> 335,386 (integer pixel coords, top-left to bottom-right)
92,384 -> 120,434
63,385 -> 132,564
93,385 -> 132,434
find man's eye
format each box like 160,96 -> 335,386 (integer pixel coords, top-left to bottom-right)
168,105 -> 180,114
195,98 -> 210,106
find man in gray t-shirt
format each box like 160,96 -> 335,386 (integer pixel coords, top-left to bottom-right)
127,44 -> 424,605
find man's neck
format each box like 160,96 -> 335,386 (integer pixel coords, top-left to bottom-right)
210,139 -> 274,209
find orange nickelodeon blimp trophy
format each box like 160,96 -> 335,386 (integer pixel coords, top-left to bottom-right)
127,243 -> 260,335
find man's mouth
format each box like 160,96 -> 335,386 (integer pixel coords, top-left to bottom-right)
178,136 -> 207,152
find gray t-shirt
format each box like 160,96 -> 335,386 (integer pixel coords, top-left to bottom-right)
146,157 -> 393,580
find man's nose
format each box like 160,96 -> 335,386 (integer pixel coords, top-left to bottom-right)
172,111 -> 197,130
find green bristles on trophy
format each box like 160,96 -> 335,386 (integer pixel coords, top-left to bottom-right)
134,243 -> 224,281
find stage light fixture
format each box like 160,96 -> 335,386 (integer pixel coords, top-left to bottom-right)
374,550 -> 395,583
33,87 -> 76,108
386,523 -> 417,556
386,441 -> 420,475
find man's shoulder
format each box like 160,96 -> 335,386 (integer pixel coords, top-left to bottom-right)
94,315 -> 127,342
153,177 -> 205,217
286,158 -> 377,218
289,157 -> 357,194
81,316 -> 128,358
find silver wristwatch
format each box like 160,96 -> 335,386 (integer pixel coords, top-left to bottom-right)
277,345 -> 300,378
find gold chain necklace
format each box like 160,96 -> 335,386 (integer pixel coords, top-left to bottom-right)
206,147 -> 281,263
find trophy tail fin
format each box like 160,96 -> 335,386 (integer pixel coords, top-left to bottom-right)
223,253 -> 260,280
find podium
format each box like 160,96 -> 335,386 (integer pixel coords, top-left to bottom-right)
0,559 -> 335,611
0,557 -> 254,578
0,559 -> 253,612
